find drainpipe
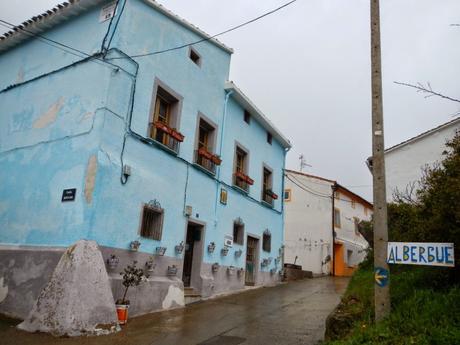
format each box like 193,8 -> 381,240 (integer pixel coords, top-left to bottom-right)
331,183 -> 337,276
281,146 -> 290,271
213,90 -> 234,220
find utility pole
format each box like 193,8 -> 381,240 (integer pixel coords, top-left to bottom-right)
370,0 -> 390,321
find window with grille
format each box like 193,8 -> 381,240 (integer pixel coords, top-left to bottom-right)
140,204 -> 164,240
149,81 -> 183,153
262,166 -> 274,205
233,221 -> 244,245
263,230 -> 271,252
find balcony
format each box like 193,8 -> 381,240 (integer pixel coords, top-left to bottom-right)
151,121 -> 184,154
262,189 -> 278,207
195,147 -> 221,175
233,171 -> 254,193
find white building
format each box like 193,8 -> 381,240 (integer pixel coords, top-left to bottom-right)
368,117 -> 460,202
284,170 -> 371,276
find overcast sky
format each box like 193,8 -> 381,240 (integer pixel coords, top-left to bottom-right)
1,0 -> 459,200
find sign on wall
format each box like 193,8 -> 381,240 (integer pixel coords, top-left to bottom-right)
61,188 -> 76,202
387,242 -> 455,267
99,2 -> 117,23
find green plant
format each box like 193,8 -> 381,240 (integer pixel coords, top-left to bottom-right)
116,261 -> 149,305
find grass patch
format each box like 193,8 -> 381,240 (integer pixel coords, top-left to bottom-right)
324,260 -> 460,345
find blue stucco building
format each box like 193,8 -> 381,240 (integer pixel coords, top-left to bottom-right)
0,0 -> 291,318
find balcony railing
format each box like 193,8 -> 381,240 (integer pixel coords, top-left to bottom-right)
233,171 -> 254,193
262,189 -> 278,206
195,148 -> 221,175
150,121 -> 184,154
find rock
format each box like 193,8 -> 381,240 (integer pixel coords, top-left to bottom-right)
17,240 -> 119,336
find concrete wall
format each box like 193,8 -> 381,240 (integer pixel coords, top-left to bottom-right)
0,0 -> 286,318
385,120 -> 460,201
284,173 -> 333,275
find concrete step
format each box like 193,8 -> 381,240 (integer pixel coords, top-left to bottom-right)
184,287 -> 202,305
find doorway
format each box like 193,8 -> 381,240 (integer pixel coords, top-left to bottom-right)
245,236 -> 259,286
182,222 -> 203,288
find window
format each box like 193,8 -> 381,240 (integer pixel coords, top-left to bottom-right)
140,204 -> 164,240
284,189 -> 292,202
233,219 -> 244,245
351,199 -> 356,209
334,208 -> 341,228
189,48 -> 201,66
149,82 -> 183,153
334,191 -> 340,199
347,250 -> 353,266
195,116 -> 219,174
267,132 -> 272,145
364,207 -> 368,216
244,110 -> 251,124
263,229 -> 271,252
233,145 -> 252,192
262,166 -> 274,206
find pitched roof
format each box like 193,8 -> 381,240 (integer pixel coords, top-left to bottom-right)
0,0 -> 233,54
225,81 -> 291,149
285,169 -> 373,209
385,116 -> 460,154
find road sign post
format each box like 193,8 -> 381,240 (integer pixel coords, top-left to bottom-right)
370,0 -> 391,321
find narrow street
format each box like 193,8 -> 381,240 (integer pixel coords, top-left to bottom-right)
1,277 -> 348,345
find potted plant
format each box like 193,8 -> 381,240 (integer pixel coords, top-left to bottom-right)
106,254 -> 119,270
115,261 -> 149,325
145,257 -> 156,272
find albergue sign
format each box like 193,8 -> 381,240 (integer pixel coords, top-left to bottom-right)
387,242 -> 455,267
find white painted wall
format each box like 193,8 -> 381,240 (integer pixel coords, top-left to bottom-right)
284,171 -> 371,275
334,190 -> 371,268
385,120 -> 459,202
284,173 -> 334,275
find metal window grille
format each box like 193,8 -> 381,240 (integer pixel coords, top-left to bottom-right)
263,231 -> 271,252
140,205 -> 164,240
233,223 -> 244,245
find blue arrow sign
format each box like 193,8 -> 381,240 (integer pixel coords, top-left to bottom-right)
374,267 -> 389,287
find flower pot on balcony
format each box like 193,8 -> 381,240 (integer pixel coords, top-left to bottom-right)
154,121 -> 171,134
171,129 -> 184,142
211,155 -> 222,165
198,147 -> 213,160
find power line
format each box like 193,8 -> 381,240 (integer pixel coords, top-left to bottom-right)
0,19 -> 121,71
111,0 -> 298,59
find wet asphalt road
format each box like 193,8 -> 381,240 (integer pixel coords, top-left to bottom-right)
1,277 -> 349,345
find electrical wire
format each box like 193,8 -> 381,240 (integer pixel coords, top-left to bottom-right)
1,0 -> 297,64
110,0 -> 298,60
0,19 -> 121,71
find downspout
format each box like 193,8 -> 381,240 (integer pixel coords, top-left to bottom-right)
331,183 -> 337,276
214,90 -> 234,220
281,146 -> 290,272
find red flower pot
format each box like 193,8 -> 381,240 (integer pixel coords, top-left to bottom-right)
116,304 -> 129,325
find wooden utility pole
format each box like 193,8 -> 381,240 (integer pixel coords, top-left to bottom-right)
370,0 -> 390,321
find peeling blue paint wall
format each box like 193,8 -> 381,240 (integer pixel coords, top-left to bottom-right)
0,0 -> 286,275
